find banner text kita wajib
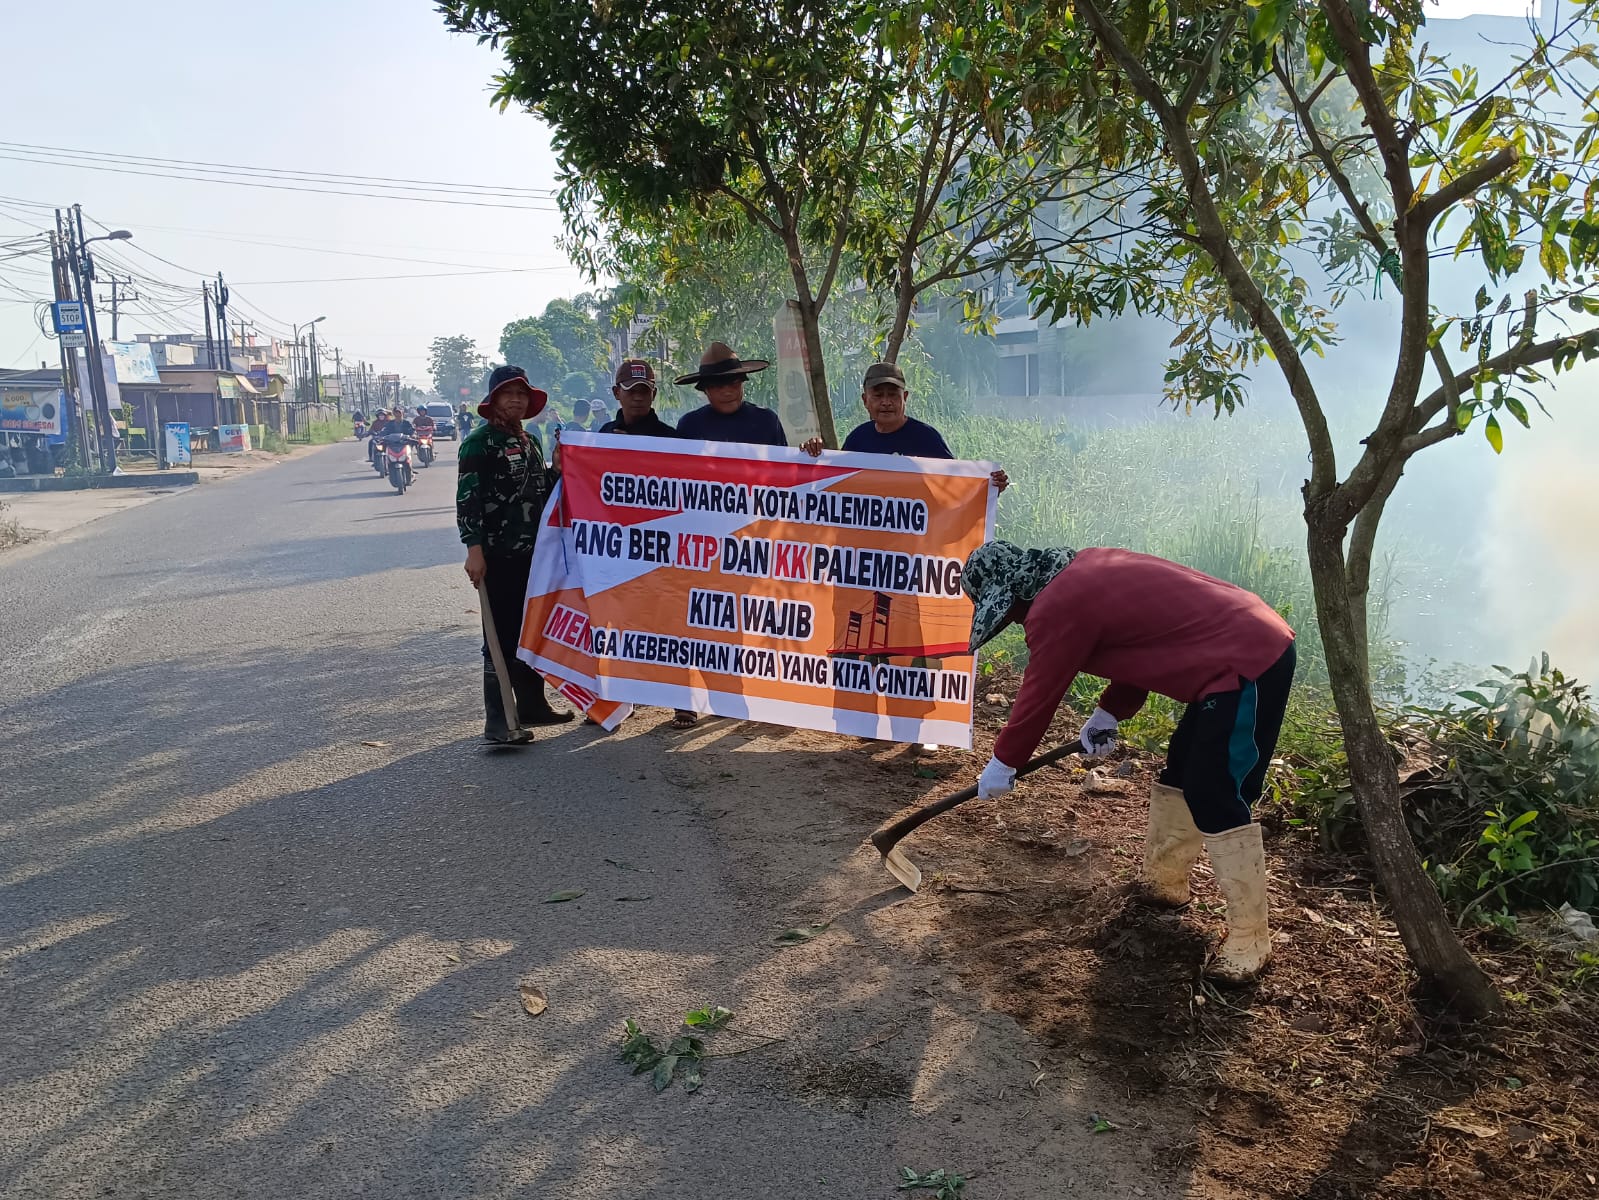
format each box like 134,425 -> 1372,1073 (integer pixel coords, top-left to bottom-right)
519,434 -> 997,747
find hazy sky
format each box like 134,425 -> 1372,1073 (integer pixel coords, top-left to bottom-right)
0,0 -> 583,383
0,0 -> 1543,382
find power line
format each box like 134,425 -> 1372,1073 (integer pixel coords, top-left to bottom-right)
0,140 -> 559,198
0,151 -> 561,212
232,265 -> 581,284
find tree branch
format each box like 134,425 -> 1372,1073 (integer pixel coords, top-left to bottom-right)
1403,326 -> 1599,455
1076,0 -> 1339,501
1273,52 -> 1388,253
1178,15 -> 1239,119
1413,146 -> 1521,229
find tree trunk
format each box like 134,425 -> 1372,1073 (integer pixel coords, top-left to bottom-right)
884,256 -> 917,364
795,296 -> 839,449
1304,517 -> 1501,1018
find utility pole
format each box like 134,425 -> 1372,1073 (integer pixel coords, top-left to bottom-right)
308,322 -> 322,413
214,273 -> 232,371
49,220 -> 87,469
332,347 -> 343,416
103,275 -> 138,342
202,282 -> 217,369
72,205 -> 116,474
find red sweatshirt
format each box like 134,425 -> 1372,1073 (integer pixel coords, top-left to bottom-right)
993,548 -> 1295,768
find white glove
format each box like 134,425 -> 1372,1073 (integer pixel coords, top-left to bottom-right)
977,755 -> 1018,800
1079,707 -> 1120,757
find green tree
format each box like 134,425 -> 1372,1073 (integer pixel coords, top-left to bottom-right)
439,0 -> 891,447
499,318 -> 564,388
426,335 -> 486,406
538,298 -> 608,379
1027,0 -> 1599,1015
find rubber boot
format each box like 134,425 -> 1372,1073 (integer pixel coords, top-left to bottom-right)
1203,823 -> 1273,984
512,660 -> 574,726
483,670 -> 530,745
1143,782 -> 1204,906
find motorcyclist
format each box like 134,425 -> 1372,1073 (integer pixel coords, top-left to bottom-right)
413,405 -> 436,435
367,408 -> 390,465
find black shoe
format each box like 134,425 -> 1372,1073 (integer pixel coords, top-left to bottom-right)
512,662 -> 576,726
483,673 -> 531,744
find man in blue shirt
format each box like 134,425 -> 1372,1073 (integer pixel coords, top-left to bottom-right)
674,342 -> 788,446
804,362 -> 1008,491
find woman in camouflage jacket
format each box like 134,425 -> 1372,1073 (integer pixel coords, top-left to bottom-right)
457,365 -> 574,741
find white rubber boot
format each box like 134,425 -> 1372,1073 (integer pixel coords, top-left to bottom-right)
1203,823 -> 1273,984
1142,783 -> 1203,906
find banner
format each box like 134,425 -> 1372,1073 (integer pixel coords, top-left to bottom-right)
518,433 -> 997,747
107,341 -> 161,385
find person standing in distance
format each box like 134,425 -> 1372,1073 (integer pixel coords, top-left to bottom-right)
674,342 -> 788,446
457,365 -> 575,743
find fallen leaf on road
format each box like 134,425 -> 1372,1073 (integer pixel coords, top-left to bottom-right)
444,952 -> 461,963
544,889 -> 585,903
360,740 -> 390,748
774,922 -> 831,946
518,984 -> 547,1016
614,895 -> 652,902
604,858 -> 645,872
1089,1114 -> 1118,1133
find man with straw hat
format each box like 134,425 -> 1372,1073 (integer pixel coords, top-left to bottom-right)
674,341 -> 788,446
960,540 -> 1297,984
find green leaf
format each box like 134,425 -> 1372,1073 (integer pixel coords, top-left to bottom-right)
1474,285 -> 1491,312
652,1054 -> 679,1092
1455,405 -> 1473,431
684,1005 -> 734,1030
1484,414 -> 1504,454
545,889 -> 586,903
1504,396 -> 1530,427
774,922 -> 831,946
949,53 -> 971,81
1090,1113 -> 1119,1133
681,1060 -> 703,1093
1506,810 -> 1539,833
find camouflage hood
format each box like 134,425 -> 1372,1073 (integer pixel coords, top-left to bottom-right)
962,540 -> 1077,654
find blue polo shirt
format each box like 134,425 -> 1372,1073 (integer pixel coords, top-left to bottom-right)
677,402 -> 788,447
842,417 -> 953,459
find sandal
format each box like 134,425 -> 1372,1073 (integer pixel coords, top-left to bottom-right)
671,710 -> 699,729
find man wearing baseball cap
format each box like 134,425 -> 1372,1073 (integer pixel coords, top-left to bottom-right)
596,358 -> 699,730
598,359 -> 678,438
803,362 -> 1007,492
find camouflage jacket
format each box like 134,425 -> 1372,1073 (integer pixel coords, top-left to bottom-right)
456,423 -> 555,555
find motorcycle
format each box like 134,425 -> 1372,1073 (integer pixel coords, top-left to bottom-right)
415,430 -> 435,467
382,433 -> 415,494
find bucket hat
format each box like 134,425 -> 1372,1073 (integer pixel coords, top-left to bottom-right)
962,540 -> 1077,653
479,364 -> 548,419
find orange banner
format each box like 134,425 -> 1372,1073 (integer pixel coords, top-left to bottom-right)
518,433 -> 997,746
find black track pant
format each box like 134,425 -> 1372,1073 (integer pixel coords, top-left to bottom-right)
480,552 -> 533,674
1157,642 -> 1297,835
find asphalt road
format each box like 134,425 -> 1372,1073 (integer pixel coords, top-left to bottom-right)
1,441 -> 1162,1199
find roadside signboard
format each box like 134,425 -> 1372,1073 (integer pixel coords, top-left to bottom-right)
107,340 -> 161,384
1,388 -> 65,437
60,331 -> 87,349
50,301 -> 86,334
